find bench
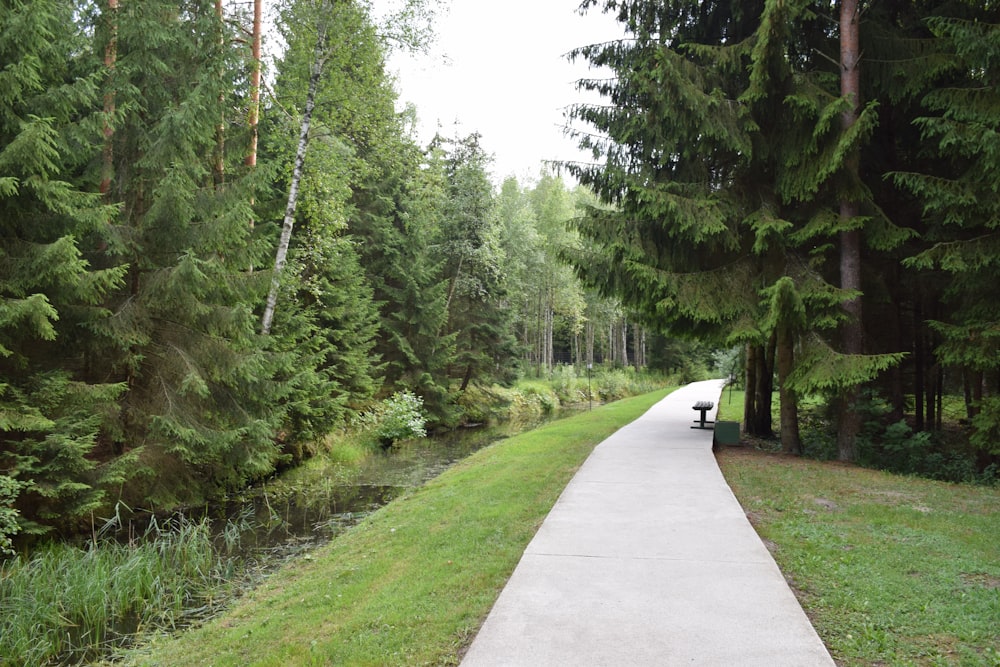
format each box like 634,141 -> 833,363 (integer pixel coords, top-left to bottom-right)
691,400 -> 715,430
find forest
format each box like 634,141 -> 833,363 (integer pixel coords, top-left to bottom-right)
2,0 -> 999,558
566,1 -> 1000,472
0,0 -> 689,554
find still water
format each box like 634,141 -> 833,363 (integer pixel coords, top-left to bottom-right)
205,412 -> 578,563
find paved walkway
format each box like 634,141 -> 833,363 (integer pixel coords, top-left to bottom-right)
461,380 -> 835,666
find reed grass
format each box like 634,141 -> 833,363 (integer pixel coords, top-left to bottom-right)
0,516 -> 239,666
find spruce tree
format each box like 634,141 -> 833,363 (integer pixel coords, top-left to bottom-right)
0,0 -> 127,535
88,0 -> 283,504
350,136 -> 454,416
892,12 -> 1000,457
435,133 -> 517,390
565,0 -> 905,451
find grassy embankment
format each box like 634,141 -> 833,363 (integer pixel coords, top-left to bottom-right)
117,385 -> 999,666
716,392 -> 1000,666
120,387 -> 678,666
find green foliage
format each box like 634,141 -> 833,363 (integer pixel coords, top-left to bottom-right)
81,0 -> 290,504
888,13 -> 1000,449
0,0 -> 130,536
517,381 -> 562,414
349,138 -> 454,416
0,474 -> 21,556
564,0 -> 911,432
797,390 -> 997,485
433,132 -> 518,389
786,335 -> 906,394
356,391 -> 428,447
970,397 -> 1000,457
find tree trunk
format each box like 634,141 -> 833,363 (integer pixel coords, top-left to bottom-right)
585,319 -> 594,367
535,290 -> 543,376
914,296 -> 925,430
744,338 -> 776,438
549,289 -> 555,371
971,369 -> 983,417
837,0 -> 864,462
776,327 -> 802,454
100,0 -> 119,198
934,364 -> 944,431
620,320 -> 628,368
744,343 -> 758,430
761,333 -> 776,436
460,363 -> 473,391
246,0 -> 262,171
213,0 -> 225,187
632,322 -> 640,370
608,318 -> 618,368
963,368 -> 981,420
260,29 -> 324,335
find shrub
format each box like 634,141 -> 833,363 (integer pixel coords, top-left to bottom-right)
970,396 -> 1000,456
517,382 -> 561,414
0,474 -> 22,556
357,392 -> 428,447
550,365 -> 584,404
597,369 -> 632,402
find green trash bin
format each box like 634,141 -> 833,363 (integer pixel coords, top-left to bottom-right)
713,420 -> 740,447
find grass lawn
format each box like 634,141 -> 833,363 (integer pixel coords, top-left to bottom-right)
718,447 -> 1000,666
118,388 -> 677,666
716,390 -> 1000,666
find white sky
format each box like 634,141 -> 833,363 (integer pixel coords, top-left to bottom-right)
373,0 -> 624,184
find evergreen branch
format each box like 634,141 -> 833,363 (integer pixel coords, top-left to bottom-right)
812,47 -> 840,70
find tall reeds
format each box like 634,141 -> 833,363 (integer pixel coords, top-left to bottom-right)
0,516 -> 238,666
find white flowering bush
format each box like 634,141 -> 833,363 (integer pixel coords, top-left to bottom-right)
359,391 -> 428,447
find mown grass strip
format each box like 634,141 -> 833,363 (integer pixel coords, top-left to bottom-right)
714,392 -> 1000,665
124,387 -> 677,666
718,448 -> 1000,665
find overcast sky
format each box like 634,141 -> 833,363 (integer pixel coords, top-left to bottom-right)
373,0 -> 624,184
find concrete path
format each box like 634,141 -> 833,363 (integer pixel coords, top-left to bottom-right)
460,380 -> 835,666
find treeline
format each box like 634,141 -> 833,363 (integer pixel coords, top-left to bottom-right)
565,1 -> 1000,471
0,0 -> 689,551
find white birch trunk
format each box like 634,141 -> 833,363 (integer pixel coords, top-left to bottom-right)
621,319 -> 628,368
260,30 -> 324,335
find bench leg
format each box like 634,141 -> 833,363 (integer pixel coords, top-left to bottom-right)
691,409 -> 714,429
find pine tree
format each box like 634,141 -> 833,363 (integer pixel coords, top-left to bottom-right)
0,0 -> 127,535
